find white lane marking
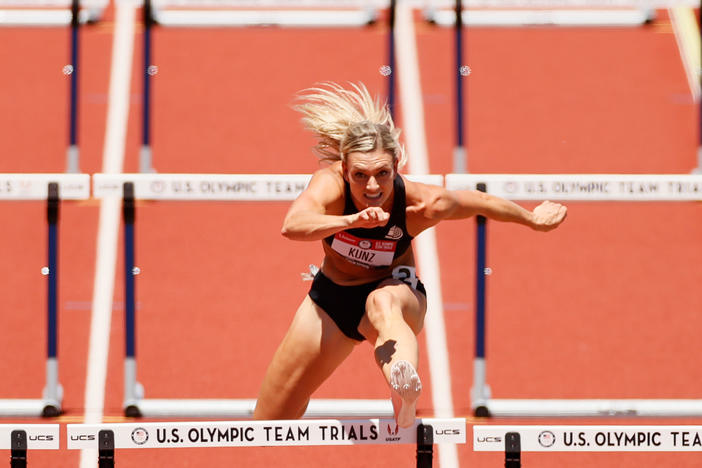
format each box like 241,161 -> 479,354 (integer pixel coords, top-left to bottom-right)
396,3 -> 460,468
80,2 -> 135,467
669,7 -> 700,100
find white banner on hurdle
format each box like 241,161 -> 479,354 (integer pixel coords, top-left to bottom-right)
92,173 -> 443,201
445,174 -> 702,201
0,173 -> 90,200
474,425 -> 702,452
0,425 -> 59,450
67,418 -> 466,449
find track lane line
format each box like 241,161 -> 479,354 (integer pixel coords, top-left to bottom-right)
80,2 -> 135,467
669,6 -> 700,100
396,3 -> 459,468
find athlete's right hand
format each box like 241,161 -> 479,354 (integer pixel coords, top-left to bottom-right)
348,207 -> 390,229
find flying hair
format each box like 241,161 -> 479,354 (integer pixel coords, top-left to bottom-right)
293,82 -> 406,169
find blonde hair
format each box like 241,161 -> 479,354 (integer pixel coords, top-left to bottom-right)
293,82 -> 406,169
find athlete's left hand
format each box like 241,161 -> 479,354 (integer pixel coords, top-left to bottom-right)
530,201 -> 567,231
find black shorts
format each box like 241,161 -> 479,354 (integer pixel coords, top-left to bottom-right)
308,267 -> 427,342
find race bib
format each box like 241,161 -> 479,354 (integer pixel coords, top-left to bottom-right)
330,231 -> 397,268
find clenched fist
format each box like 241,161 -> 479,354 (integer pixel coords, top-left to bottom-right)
349,207 -> 390,229
531,201 -> 567,232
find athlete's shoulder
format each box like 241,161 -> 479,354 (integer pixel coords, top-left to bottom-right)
301,161 -> 345,206
402,175 -> 452,234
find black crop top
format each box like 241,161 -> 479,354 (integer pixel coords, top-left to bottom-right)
324,175 -> 414,269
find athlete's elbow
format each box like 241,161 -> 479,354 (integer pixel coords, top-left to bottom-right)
281,222 -> 310,241
281,223 -> 299,240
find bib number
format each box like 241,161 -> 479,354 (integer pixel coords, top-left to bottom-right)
392,266 -> 418,290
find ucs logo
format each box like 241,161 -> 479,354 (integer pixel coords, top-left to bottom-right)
476,436 -> 502,443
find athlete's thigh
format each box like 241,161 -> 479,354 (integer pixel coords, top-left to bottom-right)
256,295 -> 357,417
357,278 -> 427,339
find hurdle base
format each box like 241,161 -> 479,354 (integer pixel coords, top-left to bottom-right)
0,400 -> 60,418
482,399 -> 702,417
125,398 -> 393,419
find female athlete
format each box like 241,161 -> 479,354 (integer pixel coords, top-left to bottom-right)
254,82 -> 567,427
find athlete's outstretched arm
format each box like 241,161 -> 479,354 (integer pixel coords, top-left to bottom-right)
281,169 -> 391,241
410,183 -> 567,232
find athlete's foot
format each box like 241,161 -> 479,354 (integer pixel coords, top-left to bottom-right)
390,360 -> 422,428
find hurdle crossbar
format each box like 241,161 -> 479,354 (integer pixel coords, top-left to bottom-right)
91,174 -> 443,418
148,0 -> 378,28
0,174 -> 90,418
474,425 -> 702,452
0,0 -> 108,26
424,8 -> 655,27
445,174 -> 702,418
67,417 -> 466,447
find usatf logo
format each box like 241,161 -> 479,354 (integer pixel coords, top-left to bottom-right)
538,431 -> 556,448
385,424 -> 401,442
385,225 -> 403,240
131,427 -> 149,445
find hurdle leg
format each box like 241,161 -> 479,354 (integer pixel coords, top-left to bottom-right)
42,182 -> 63,417
98,430 -> 115,468
505,432 -> 521,468
416,424 -> 433,468
122,182 -> 144,417
10,430 -> 27,468
471,182 -> 491,417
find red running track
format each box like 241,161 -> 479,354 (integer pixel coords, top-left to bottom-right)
0,6 -> 701,467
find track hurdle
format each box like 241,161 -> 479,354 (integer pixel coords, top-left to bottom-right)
1,424 -> 59,468
137,0 -> 388,173
446,173 -> 702,418
147,0 -> 378,28
475,424 -> 702,467
422,0 -> 664,27
0,174 -> 90,417
92,173 -> 443,419
67,417 -> 466,467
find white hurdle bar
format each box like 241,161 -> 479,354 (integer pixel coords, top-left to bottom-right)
67,418 -> 466,448
68,418 -> 464,468
474,425 -> 702,452
148,0 -> 378,28
92,173 -> 443,419
0,0 -> 108,26
424,8 -> 655,27
0,174 -> 90,418
446,173 -> 702,417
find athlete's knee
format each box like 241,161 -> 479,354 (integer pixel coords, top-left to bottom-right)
365,289 -> 401,330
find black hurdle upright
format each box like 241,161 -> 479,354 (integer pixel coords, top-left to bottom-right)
10,430 -> 27,468
44,182 -> 62,417
122,182 -> 141,417
416,424 -> 433,468
97,430 -> 114,468
505,432 -> 521,468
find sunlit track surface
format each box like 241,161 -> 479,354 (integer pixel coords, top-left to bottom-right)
0,7 -> 113,467
0,4 -> 700,468
418,7 -> 702,468
98,20 -> 434,468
